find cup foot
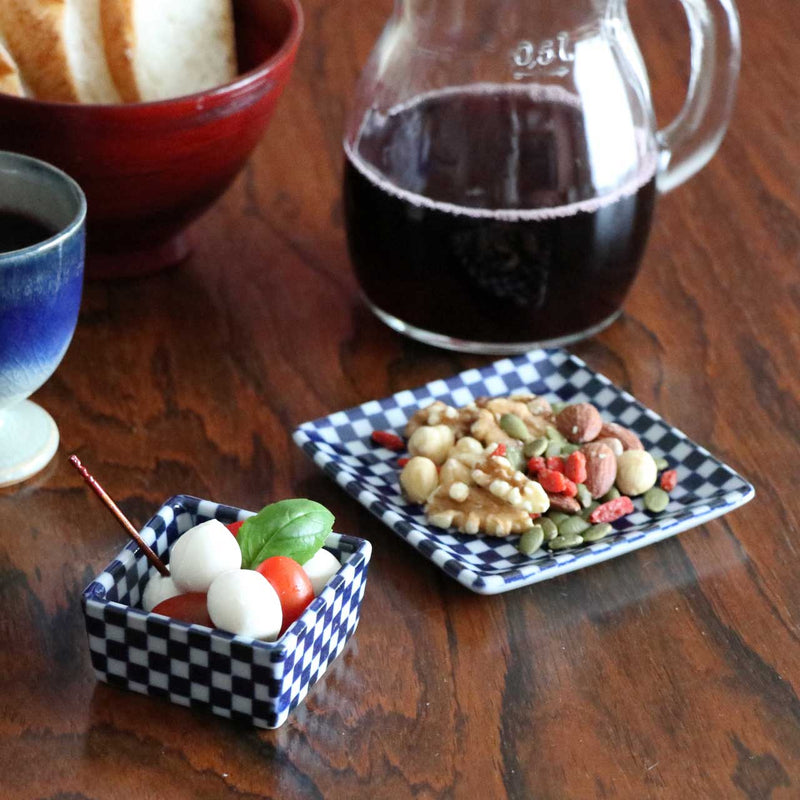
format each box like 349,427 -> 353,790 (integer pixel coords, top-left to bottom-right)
0,400 -> 59,488
365,300 -> 623,354
86,233 -> 192,280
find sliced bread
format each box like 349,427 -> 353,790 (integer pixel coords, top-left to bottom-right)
102,0 -> 237,103
0,0 -> 79,102
0,40 -> 25,97
0,0 -> 119,103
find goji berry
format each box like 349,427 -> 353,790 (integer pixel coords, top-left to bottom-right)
371,430 -> 405,451
493,443 -> 507,458
660,469 -> 678,492
565,451 -> 587,484
546,456 -> 565,473
397,457 -> 410,467
589,496 -> 634,524
561,478 -> 578,498
538,468 -> 567,493
530,513 -> 541,520
527,456 -> 546,475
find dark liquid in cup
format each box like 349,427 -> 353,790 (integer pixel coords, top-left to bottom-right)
0,210 -> 56,253
344,87 -> 657,344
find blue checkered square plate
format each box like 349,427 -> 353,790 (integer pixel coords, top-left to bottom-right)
82,495 -> 372,729
293,349 -> 754,595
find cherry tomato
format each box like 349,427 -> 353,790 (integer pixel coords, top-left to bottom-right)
255,556 -> 314,635
226,520 -> 245,537
152,593 -> 213,627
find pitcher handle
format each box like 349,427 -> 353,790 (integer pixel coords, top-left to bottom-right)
655,0 -> 741,193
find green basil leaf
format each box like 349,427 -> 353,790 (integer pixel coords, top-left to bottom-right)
238,499 -> 334,569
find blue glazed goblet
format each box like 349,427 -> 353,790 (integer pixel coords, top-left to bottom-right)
0,151 -> 86,487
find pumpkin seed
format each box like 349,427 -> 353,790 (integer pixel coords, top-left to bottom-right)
583,522 -> 612,542
505,442 -> 526,472
524,437 -> 548,458
500,413 -> 532,443
602,486 -> 621,501
561,443 -> 581,456
557,516 -> 591,537
548,533 -> 584,550
580,502 -> 599,520
644,487 -> 670,513
576,483 -> 593,509
648,451 -> 669,471
545,425 -> 566,444
545,441 -> 563,458
550,401 -> 569,415
539,517 -> 559,541
518,525 -> 544,555
546,511 -> 570,525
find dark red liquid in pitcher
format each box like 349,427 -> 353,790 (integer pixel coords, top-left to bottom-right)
343,87 -> 657,345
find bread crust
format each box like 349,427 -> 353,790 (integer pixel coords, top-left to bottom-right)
101,0 -> 140,102
0,41 -> 25,97
0,0 -> 80,102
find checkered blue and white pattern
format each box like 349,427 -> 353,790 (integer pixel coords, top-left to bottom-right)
293,349 -> 754,595
82,495 -> 372,729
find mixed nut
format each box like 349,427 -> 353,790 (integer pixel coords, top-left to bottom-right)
372,395 -> 680,556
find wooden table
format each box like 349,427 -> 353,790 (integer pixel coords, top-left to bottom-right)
2,0 -> 798,797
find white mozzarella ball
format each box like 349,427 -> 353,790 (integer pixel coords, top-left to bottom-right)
141,573 -> 181,612
207,569 -> 282,641
169,519 -> 242,593
302,549 -> 341,596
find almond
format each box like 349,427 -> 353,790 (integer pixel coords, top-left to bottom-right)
598,422 -> 643,451
597,436 -> 623,457
581,442 -> 617,498
546,493 -> 581,514
555,403 -> 603,443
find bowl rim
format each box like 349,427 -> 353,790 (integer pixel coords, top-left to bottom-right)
0,0 -> 304,114
0,150 -> 87,262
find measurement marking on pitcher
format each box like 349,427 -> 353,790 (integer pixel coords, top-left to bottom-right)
511,32 -> 575,80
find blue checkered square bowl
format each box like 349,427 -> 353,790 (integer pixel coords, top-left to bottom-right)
81,494 -> 372,729
293,349 -> 754,595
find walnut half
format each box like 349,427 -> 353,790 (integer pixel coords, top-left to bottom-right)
470,396 -> 552,446
425,452 -> 549,537
405,400 -> 477,439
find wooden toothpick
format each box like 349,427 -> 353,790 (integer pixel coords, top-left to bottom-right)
69,455 -> 170,577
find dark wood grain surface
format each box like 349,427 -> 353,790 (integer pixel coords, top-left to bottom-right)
1,0 -> 798,797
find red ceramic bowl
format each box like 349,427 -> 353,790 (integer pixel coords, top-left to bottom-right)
0,0 -> 303,278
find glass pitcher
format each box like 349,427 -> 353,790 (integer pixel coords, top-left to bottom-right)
342,0 -> 740,353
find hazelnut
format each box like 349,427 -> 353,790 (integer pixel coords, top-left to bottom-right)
400,457 -> 440,503
408,424 -> 455,465
615,450 -> 658,496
